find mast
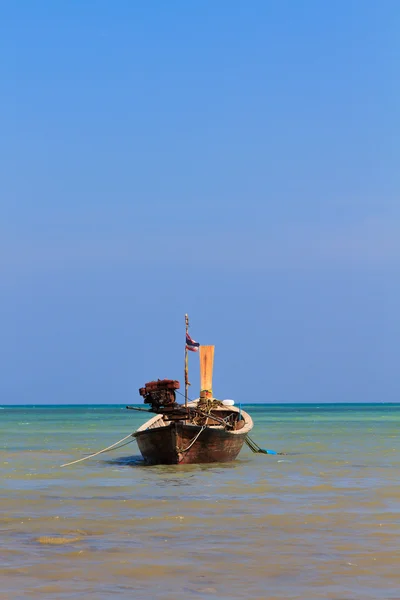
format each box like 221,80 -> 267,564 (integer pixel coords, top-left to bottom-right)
184,314 -> 189,408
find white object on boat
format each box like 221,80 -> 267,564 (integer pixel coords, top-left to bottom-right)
222,399 -> 235,406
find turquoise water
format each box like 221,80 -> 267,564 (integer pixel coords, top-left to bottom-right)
1,403 -> 400,599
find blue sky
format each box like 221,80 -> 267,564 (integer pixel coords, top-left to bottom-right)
1,1 -> 399,404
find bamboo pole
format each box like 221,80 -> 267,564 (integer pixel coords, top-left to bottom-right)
184,314 -> 189,408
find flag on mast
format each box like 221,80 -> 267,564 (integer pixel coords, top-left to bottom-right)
186,332 -> 200,352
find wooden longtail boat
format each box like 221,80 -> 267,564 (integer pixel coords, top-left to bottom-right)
131,316 -> 253,465
134,401 -> 253,465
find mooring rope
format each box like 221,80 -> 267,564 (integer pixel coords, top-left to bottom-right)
178,425 -> 206,454
245,435 -> 279,455
60,432 -> 137,467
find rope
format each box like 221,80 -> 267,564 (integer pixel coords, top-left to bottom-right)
177,426 -> 206,454
60,433 -> 137,467
100,437 -> 138,453
245,435 -> 261,453
176,389 -> 193,402
245,435 -> 280,455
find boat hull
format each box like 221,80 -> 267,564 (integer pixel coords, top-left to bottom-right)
135,421 -> 248,465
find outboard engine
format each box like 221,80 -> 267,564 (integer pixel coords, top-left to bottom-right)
139,379 -> 180,412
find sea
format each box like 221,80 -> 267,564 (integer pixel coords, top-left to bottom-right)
1,403 -> 399,600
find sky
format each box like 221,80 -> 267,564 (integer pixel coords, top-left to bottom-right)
1,0 -> 399,404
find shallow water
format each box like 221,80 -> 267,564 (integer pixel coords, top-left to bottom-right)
1,404 -> 400,599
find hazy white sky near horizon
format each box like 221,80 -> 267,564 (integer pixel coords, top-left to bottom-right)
1,1 -> 399,404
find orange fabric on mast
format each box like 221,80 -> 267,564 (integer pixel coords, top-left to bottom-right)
199,345 -> 215,397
